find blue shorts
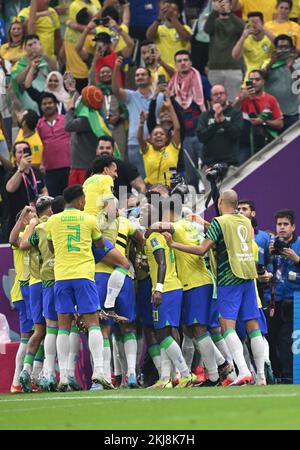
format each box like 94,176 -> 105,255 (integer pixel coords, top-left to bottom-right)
209,298 -> 220,329
92,239 -> 114,263
217,281 -> 260,322
153,289 -> 183,330
43,285 -> 58,321
20,284 -> 31,321
29,282 -> 45,324
136,277 -> 153,326
14,300 -> 34,333
95,272 -> 136,323
182,284 -> 213,327
236,307 -> 268,341
55,279 -> 99,314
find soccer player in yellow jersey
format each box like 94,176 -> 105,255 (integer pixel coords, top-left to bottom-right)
84,155 -> 132,321
8,207 -> 35,393
141,202 -> 193,388
47,184 -> 128,390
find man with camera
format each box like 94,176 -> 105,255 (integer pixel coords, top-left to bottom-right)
263,34 -> 300,132
197,84 -> 243,193
267,209 -> 300,383
140,40 -> 174,90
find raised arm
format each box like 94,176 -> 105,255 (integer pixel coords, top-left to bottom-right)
112,56 -> 127,101
138,111 -> 148,153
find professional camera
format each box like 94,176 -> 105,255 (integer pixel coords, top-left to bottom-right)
257,264 -> 266,276
169,168 -> 189,199
272,236 -> 290,255
206,163 -> 228,183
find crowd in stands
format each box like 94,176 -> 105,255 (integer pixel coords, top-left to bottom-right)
1,0 -> 300,392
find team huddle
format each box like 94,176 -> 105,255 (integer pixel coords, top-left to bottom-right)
9,155 -> 272,393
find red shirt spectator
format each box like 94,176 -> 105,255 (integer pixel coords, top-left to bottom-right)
241,91 -> 283,120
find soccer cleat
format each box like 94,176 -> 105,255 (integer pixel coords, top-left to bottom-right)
194,378 -> 221,387
19,370 -> 32,393
38,376 -> 49,392
92,376 -> 115,390
221,378 -> 233,387
175,374 -> 197,388
10,384 -> 23,394
257,375 -> 267,386
128,373 -> 139,389
68,376 -> 83,391
57,382 -> 69,392
114,374 -> 122,388
102,308 -> 129,323
90,382 -> 104,391
264,362 -> 275,384
194,366 -> 206,384
48,375 -> 58,392
147,379 -> 172,389
218,360 -> 234,382
229,374 -> 253,386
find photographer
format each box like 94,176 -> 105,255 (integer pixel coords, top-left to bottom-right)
197,84 -> 243,192
263,34 -> 300,132
267,209 -> 300,384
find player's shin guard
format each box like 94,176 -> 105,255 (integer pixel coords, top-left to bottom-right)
160,348 -> 172,381
182,334 -> 195,371
103,337 -> 112,382
160,336 -> 189,379
57,329 -> 70,383
249,329 -> 265,378
32,343 -> 45,381
148,344 -> 162,378
104,268 -> 128,309
194,332 -> 219,382
123,332 -> 137,376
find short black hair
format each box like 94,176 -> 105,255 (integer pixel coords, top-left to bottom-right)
21,110 -> 39,131
36,196 -> 53,217
40,92 -> 58,104
136,66 -> 151,77
247,11 -> 264,22
238,198 -> 256,211
92,155 -> 116,174
24,34 -> 40,45
51,195 -> 66,214
249,69 -> 265,80
102,6 -> 120,23
275,209 -> 295,225
274,34 -> 294,48
63,185 -> 85,204
98,135 -> 115,146
13,141 -> 31,157
174,50 -> 191,61
140,39 -> 155,48
276,0 -> 293,10
76,7 -> 90,25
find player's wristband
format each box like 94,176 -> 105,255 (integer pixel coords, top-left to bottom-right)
155,283 -> 164,293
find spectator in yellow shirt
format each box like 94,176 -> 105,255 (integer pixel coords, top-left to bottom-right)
146,0 -> 192,68
138,93 -> 181,186
140,40 -> 174,90
265,0 -> 300,50
232,11 -> 275,85
232,0 -> 277,23
19,0 -> 62,59
95,2 -> 130,54
0,19 -> 26,67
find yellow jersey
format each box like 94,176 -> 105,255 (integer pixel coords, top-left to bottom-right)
145,232 -> 182,293
142,141 -> 180,186
96,23 -> 129,53
265,20 -> 300,48
0,127 -> 5,141
173,219 -> 213,291
95,216 -> 137,274
149,65 -> 170,90
18,7 -> 60,58
83,174 -> 115,217
47,208 -> 102,281
155,24 -> 192,68
68,0 -> 101,20
242,35 -> 273,85
64,30 -> 95,78
11,245 -> 24,302
239,0 -> 276,23
15,128 -> 44,166
290,1 -> 300,19
0,43 -> 24,65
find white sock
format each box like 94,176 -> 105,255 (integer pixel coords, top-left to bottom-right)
112,334 -> 122,377
224,330 -> 250,378
57,330 -> 70,383
263,336 -> 270,364
68,327 -> 81,377
160,348 -> 172,381
123,332 -> 137,376
148,344 -> 161,378
103,337 -> 112,382
88,326 -> 104,379
194,333 -> 219,382
249,330 -> 265,377
212,334 -> 234,365
182,335 -> 195,371
161,336 -> 189,378
44,327 -> 58,377
136,334 -> 144,374
13,340 -> 28,385
115,335 -> 127,377
104,268 -> 127,309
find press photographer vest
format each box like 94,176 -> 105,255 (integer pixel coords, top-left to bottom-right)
215,214 -> 257,280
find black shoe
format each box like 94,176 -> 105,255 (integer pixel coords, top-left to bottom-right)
193,379 -> 220,387
218,360 -> 234,382
103,308 -> 129,323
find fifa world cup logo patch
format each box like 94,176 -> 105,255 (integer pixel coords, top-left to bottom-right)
237,225 -> 249,252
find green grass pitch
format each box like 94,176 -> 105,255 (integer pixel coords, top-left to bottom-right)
1,385 -> 300,430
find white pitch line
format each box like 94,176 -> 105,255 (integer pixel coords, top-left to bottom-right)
0,392 -> 298,404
